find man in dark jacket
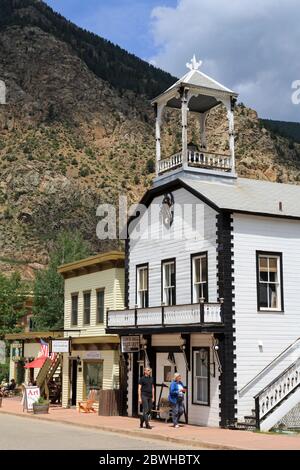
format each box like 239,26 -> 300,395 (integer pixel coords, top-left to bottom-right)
138,367 -> 154,429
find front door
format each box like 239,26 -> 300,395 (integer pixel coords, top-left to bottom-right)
156,352 -> 187,420
70,359 -> 77,406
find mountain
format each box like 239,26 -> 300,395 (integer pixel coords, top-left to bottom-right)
260,119 -> 300,144
0,0 -> 300,279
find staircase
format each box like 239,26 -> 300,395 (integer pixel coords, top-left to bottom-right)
237,351 -> 300,431
254,357 -> 300,431
36,354 -> 62,397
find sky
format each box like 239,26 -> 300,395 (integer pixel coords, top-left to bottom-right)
45,0 -> 300,122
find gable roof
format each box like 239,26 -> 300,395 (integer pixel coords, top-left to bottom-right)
136,177 -> 300,220
181,177 -> 300,219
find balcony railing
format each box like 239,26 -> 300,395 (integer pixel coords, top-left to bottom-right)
107,302 -> 223,329
158,149 -> 232,175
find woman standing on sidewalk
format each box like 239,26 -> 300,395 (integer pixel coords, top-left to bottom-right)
168,373 -> 186,428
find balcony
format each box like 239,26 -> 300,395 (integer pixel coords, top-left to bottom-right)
106,302 -> 224,333
158,149 -> 232,175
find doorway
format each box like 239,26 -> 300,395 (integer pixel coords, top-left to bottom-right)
156,352 -> 187,421
70,359 -> 78,406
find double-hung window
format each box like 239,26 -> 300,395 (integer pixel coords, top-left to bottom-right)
83,291 -> 91,325
257,252 -> 283,311
162,259 -> 176,306
193,348 -> 209,405
192,253 -> 208,303
71,293 -> 78,326
96,289 -> 105,324
136,265 -> 148,308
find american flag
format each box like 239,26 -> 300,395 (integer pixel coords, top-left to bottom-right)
38,339 -> 56,361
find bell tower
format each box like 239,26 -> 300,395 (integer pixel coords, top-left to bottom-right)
152,56 -> 238,184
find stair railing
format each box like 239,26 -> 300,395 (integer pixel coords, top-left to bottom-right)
254,357 -> 300,429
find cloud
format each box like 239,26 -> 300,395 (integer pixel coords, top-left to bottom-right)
149,0 -> 300,121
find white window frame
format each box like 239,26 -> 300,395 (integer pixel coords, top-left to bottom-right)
193,348 -> 209,406
192,253 -> 208,303
162,260 -> 175,306
137,265 -> 148,308
257,253 -> 282,312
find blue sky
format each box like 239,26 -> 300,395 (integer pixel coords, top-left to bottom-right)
44,1 -> 300,122
45,0 -> 177,59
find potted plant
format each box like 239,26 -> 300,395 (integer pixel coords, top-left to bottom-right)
32,396 -> 50,415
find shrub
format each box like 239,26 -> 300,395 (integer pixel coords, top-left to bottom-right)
79,166 -> 90,177
146,158 -> 155,174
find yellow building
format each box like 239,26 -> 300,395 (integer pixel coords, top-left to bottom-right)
58,251 -> 125,408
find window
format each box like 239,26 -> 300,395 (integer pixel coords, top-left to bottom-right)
192,253 -> 208,303
83,291 -> 91,325
71,293 -> 78,326
96,289 -> 105,324
257,252 -> 283,311
136,265 -> 148,308
162,259 -> 176,306
193,348 -> 209,405
83,361 -> 103,399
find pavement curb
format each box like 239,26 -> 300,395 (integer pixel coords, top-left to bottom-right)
0,409 -> 240,450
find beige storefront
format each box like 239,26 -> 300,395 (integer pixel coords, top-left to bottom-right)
58,251 -> 125,408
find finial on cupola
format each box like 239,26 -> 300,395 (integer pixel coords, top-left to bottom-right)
186,54 -> 202,71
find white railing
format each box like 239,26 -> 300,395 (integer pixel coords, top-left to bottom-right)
187,150 -> 231,170
158,152 -> 182,173
255,357 -> 300,424
158,149 -> 231,174
164,304 -> 200,325
137,307 -> 162,326
107,309 -> 135,327
107,303 -> 223,328
204,303 -> 222,323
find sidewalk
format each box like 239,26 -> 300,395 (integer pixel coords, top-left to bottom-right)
1,397 -> 300,450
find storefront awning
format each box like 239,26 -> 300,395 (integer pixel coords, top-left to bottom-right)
24,356 -> 47,369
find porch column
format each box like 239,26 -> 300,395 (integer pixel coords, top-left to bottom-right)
199,112 -> 207,149
181,87 -> 189,165
226,97 -> 236,172
155,103 -> 163,176
61,353 -> 70,408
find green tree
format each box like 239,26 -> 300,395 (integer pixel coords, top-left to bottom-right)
0,272 -> 26,337
32,231 -> 91,330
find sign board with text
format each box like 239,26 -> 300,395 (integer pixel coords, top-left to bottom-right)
23,386 -> 40,412
51,339 -> 70,353
83,351 -> 102,360
121,336 -> 140,353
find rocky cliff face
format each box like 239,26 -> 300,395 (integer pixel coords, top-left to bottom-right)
0,2 -> 300,279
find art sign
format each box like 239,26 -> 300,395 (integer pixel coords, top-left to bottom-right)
22,386 -> 40,412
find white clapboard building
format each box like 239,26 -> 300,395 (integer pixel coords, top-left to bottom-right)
106,57 -> 300,431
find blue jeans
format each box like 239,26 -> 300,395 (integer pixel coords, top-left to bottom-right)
171,399 -> 184,425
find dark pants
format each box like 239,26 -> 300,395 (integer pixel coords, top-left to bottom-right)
171,399 -> 184,425
141,396 -> 152,422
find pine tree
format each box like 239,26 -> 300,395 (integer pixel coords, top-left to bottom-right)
32,231 -> 91,330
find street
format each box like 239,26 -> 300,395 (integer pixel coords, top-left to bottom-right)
0,414 -> 200,450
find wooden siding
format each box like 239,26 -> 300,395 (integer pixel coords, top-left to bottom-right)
128,188 -> 218,309
64,267 -> 125,337
233,214 -> 300,419
189,333 -> 220,427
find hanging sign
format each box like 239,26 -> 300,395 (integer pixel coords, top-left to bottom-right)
22,386 -> 40,412
51,339 -> 70,353
121,336 -> 140,353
